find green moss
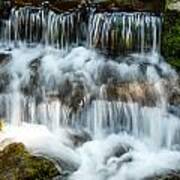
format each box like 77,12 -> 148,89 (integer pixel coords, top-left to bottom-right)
162,10 -> 180,70
0,0 -> 3,9
167,58 -> 180,70
0,143 -> 60,180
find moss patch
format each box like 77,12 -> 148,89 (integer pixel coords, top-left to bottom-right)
162,10 -> 180,71
167,58 -> 180,70
0,143 -> 60,180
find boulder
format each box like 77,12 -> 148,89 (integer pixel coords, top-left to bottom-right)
0,143 -> 60,180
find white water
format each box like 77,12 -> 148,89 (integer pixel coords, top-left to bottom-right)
0,7 -> 161,53
0,45 -> 180,179
0,8 -> 180,180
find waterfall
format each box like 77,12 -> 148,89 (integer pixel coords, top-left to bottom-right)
88,12 -> 162,53
0,5 -> 180,180
0,7 -> 161,53
0,7 -> 82,48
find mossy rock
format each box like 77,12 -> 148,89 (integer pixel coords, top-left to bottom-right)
0,143 -> 60,180
166,0 -> 180,12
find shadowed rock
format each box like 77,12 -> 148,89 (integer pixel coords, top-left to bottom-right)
144,170 -> 180,180
104,143 -> 132,165
0,54 -> 11,65
67,129 -> 92,147
13,0 -> 164,12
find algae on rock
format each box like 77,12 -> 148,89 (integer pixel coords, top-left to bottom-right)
0,143 -> 60,180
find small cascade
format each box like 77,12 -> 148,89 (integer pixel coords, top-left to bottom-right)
0,7 -> 83,48
1,95 -> 179,148
89,12 -> 162,53
0,6 -> 162,53
0,46 -> 179,149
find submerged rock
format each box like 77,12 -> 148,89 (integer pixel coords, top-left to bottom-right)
0,53 -> 11,65
0,143 -> 60,180
68,130 -> 92,147
104,143 -> 132,165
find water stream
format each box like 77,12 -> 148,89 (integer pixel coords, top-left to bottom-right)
0,6 -> 180,180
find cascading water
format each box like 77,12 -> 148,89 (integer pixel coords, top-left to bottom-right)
88,12 -> 162,53
0,7 -> 162,53
0,7 -> 83,48
0,5 -> 180,180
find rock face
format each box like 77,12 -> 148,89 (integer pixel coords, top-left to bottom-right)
12,0 -> 164,12
93,0 -> 164,12
0,143 -> 60,180
0,0 -> 12,19
105,82 -> 157,106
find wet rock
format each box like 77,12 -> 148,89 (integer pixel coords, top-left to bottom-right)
57,80 -> 86,114
93,0 -> 164,13
21,57 -> 41,96
110,143 -> 131,158
0,72 -> 12,93
168,76 -> 180,105
14,0 -> 89,11
104,143 -> 132,165
169,89 -> 180,106
0,143 -> 60,180
68,83 -> 86,113
57,79 -> 73,104
68,130 -> 92,147
0,0 -> 12,19
0,53 -> 12,93
105,81 -> 157,106
144,170 -> 180,180
0,53 -> 11,65
13,0 -> 164,12
168,105 -> 180,118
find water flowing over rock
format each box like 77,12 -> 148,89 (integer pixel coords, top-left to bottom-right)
89,12 -> 162,54
0,6 -> 162,54
0,3 -> 180,180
